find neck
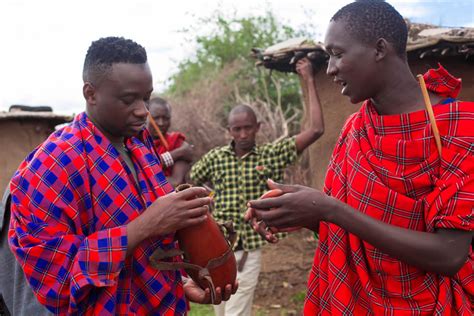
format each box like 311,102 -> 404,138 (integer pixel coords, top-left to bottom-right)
86,110 -> 124,144
233,143 -> 253,158
234,148 -> 249,158
370,60 -> 439,115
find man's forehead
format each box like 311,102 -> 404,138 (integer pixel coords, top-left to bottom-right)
103,62 -> 153,88
324,20 -> 355,49
149,103 -> 171,116
228,112 -> 257,125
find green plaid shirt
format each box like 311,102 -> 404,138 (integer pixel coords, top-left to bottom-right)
190,137 -> 297,251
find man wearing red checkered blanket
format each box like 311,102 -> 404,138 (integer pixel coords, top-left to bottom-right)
246,1 -> 473,315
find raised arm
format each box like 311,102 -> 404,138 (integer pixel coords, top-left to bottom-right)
294,58 -> 325,154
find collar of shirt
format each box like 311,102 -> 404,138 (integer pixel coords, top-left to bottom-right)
223,141 -> 260,158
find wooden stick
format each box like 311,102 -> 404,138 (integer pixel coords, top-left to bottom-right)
147,112 -> 169,151
417,74 -> 442,156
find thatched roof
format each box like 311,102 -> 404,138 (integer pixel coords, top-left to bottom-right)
0,110 -> 72,125
252,23 -> 474,73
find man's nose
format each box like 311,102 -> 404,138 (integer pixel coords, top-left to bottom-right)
326,57 -> 337,76
239,130 -> 249,139
134,100 -> 149,118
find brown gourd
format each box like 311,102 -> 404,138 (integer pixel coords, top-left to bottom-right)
175,184 -> 237,294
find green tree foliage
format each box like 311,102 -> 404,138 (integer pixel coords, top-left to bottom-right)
166,11 -> 314,123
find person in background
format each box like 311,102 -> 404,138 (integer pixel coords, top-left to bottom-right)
246,1 -> 473,314
191,58 -> 325,316
0,187 -> 53,316
147,97 -> 193,187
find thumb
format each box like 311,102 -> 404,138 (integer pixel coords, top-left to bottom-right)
267,179 -> 296,193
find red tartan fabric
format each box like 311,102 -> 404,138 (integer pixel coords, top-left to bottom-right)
153,132 -> 186,176
423,64 -> 462,98
304,67 -> 474,315
9,113 -> 187,315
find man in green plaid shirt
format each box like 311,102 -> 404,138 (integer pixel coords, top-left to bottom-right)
190,58 -> 324,316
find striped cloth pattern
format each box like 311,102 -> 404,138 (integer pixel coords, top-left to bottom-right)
9,112 -> 186,315
304,65 -> 473,315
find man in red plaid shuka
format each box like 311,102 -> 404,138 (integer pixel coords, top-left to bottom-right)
147,97 -> 193,187
247,1 -> 473,315
8,37 -> 236,315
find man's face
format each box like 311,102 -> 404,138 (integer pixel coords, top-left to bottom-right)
147,104 -> 171,137
228,112 -> 260,152
324,20 -> 379,104
87,63 -> 153,140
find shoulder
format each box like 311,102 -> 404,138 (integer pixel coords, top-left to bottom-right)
341,110 -> 362,138
168,131 -> 186,140
259,136 -> 295,152
437,101 -> 474,137
203,145 -> 229,159
436,101 -> 474,157
11,122 -> 86,191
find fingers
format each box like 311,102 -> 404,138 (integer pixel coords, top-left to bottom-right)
243,207 -> 254,222
214,282 -> 238,304
249,217 -> 279,243
185,205 -> 209,218
184,196 -> 212,209
267,179 -> 298,193
247,196 -> 282,210
295,57 -> 310,67
295,58 -> 313,73
177,186 -> 209,199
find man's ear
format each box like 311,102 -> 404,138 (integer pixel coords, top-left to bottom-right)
374,38 -> 388,62
83,82 -> 96,105
256,122 -> 261,132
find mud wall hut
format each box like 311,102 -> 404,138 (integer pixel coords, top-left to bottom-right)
0,107 -> 72,197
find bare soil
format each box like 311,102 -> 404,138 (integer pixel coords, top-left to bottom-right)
252,230 -> 318,315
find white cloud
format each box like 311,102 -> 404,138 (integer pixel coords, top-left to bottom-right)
0,0 -> 471,114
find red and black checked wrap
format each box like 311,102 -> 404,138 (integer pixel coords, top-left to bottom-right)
304,65 -> 473,315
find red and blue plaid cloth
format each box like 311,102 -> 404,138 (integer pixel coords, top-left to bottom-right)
305,65 -> 473,315
9,113 -> 187,315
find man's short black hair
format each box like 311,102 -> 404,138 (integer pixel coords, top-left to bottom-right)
331,0 -> 408,58
228,104 -> 258,124
82,36 -> 148,85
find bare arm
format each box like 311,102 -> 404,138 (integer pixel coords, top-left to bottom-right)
330,200 -> 472,276
167,160 -> 191,187
294,58 -> 325,154
169,141 -> 194,162
248,181 -> 472,277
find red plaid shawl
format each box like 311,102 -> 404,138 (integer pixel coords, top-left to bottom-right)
305,65 -> 473,315
9,113 -> 186,315
153,132 -> 186,176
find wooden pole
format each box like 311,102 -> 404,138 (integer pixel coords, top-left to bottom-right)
147,112 -> 169,151
417,74 -> 442,156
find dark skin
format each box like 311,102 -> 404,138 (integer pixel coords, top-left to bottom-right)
228,58 -> 324,158
147,102 -> 193,187
84,62 -> 237,303
245,20 -> 472,277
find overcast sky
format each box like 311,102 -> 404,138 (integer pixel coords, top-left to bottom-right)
0,0 -> 472,114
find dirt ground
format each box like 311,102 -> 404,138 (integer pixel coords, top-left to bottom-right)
252,230 -> 318,315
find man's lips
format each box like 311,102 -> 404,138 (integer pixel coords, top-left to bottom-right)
130,121 -> 146,129
334,77 -> 347,87
334,78 -> 348,94
238,141 -> 251,146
